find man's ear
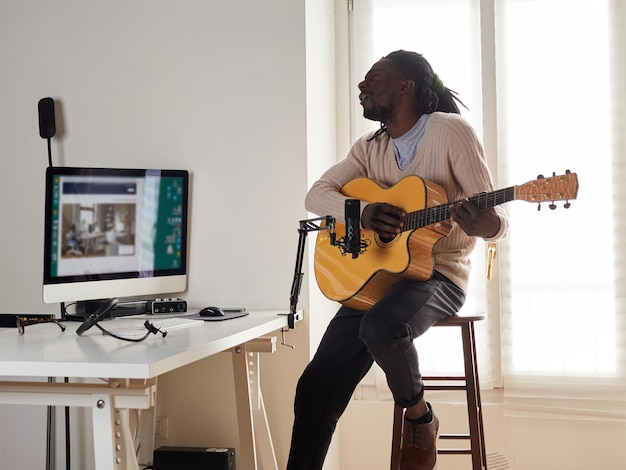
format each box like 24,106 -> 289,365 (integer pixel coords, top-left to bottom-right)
400,80 -> 415,94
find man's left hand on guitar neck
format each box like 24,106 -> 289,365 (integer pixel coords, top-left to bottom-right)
449,199 -> 500,238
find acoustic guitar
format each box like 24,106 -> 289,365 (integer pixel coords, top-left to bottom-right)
314,171 -> 579,311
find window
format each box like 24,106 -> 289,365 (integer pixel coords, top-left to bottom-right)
343,0 -> 626,417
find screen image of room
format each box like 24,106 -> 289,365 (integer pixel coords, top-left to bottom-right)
61,202 -> 136,258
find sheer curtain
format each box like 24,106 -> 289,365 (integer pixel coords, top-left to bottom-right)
497,0 -> 626,419
343,0 -> 626,417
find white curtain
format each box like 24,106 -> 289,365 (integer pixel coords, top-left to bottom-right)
344,0 -> 626,419
498,0 -> 626,419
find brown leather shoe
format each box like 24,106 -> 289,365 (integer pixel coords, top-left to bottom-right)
399,403 -> 439,470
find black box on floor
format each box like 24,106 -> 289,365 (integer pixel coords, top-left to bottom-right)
153,446 -> 235,470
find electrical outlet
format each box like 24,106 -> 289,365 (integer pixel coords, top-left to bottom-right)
155,416 -> 169,440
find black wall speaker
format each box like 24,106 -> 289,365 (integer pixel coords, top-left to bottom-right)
38,97 -> 56,139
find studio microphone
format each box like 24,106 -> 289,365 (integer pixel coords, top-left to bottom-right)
344,198 -> 361,259
38,97 -> 56,139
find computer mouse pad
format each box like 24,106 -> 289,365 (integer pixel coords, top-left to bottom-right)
187,311 -> 250,322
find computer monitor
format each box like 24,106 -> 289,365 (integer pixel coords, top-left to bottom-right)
42,167 -> 189,306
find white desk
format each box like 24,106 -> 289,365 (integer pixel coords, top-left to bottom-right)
0,310 -> 291,470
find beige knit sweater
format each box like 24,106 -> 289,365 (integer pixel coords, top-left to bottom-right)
305,112 -> 509,292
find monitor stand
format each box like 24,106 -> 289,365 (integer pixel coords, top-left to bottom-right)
69,298 -> 148,321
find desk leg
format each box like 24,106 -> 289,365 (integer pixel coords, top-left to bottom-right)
116,408 -> 140,468
232,337 -> 278,470
91,393 -> 118,470
115,378 -> 158,470
92,393 -> 148,470
136,401 -> 156,467
0,380 -> 155,470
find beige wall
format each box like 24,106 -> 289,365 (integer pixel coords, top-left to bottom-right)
0,0 -> 333,468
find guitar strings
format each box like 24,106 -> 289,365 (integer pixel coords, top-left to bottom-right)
403,186 -> 515,231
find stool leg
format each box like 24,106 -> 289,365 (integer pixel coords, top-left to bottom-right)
471,321 -> 488,469
462,322 -> 487,470
390,404 -> 403,470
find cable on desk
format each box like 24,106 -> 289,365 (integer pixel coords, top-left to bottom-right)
62,301 -> 165,341
95,321 -> 167,342
60,301 -> 84,322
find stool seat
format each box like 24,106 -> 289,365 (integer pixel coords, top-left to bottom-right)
432,314 -> 485,325
390,314 -> 488,470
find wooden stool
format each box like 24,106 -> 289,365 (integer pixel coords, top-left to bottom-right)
390,314 -> 488,470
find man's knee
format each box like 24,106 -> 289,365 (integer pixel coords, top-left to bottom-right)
359,313 -> 411,353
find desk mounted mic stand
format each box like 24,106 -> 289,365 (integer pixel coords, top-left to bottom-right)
285,216 -> 337,334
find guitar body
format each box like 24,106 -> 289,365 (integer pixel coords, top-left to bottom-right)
313,170 -> 579,311
314,176 -> 451,311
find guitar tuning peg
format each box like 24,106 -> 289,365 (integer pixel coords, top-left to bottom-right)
549,203 -> 557,210
564,202 -> 571,209
537,203 -> 541,211
537,174 -> 544,179
565,169 -> 571,174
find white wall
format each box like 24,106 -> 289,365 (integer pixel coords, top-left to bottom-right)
0,0 -> 335,468
0,0 -> 310,311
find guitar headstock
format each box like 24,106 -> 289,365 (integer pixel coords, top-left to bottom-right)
515,170 -> 579,209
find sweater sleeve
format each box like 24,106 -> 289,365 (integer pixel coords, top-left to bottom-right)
305,136 -> 371,223
445,116 -> 509,242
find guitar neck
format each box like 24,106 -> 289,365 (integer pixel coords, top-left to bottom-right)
403,186 -> 516,231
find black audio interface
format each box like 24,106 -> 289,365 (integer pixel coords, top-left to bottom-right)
149,298 -> 187,314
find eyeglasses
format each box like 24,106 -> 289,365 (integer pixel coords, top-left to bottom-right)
16,316 -> 66,335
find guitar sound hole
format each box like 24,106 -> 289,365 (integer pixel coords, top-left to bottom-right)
376,234 -> 398,246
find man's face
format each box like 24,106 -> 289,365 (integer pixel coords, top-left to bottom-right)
358,59 -> 405,123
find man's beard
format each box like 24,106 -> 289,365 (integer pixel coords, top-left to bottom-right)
363,103 -> 394,123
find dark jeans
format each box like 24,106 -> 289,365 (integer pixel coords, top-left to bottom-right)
286,272 -> 465,470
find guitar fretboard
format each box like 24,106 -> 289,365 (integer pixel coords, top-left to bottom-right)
403,186 -> 516,231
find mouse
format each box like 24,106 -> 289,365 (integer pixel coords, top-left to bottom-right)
199,306 -> 226,317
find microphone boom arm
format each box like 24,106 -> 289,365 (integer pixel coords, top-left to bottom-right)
287,215 -> 336,330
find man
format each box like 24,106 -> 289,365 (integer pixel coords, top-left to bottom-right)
287,50 -> 508,470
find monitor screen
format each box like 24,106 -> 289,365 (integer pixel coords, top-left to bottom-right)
43,167 -> 189,304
